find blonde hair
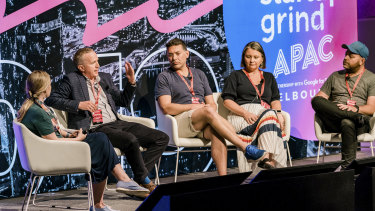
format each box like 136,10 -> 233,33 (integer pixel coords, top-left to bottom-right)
240,41 -> 266,69
17,70 -> 51,122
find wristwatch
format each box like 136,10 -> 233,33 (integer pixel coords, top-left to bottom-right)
276,110 -> 282,113
354,105 -> 359,113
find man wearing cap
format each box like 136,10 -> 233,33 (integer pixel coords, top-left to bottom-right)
311,41 -> 375,168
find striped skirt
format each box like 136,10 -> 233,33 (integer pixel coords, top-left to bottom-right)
227,103 -> 287,172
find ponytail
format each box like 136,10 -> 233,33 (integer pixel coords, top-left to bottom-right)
17,70 -> 50,122
17,98 -> 34,122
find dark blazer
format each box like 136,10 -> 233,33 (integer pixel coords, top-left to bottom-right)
45,71 -> 136,130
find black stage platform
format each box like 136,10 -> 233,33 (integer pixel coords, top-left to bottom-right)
0,150 -> 373,211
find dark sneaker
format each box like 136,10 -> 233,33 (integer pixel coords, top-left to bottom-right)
140,181 -> 157,193
244,145 -> 266,161
356,115 -> 373,128
116,180 -> 150,198
257,158 -> 275,169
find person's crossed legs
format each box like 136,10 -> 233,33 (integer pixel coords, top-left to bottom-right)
190,105 -> 275,169
312,96 -> 371,167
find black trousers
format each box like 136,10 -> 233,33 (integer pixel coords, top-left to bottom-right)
311,96 -> 368,167
92,120 -> 169,183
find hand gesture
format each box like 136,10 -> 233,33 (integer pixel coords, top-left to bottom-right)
242,111 -> 259,125
75,129 -> 87,141
70,130 -> 79,137
78,101 -> 97,112
125,61 -> 136,85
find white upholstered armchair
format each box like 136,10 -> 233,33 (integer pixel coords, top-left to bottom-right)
52,109 -> 160,185
314,113 -> 375,163
155,93 -> 236,182
13,120 -> 93,210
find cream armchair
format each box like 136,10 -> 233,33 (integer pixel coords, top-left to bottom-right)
52,109 -> 160,185
13,120 -> 93,211
314,113 -> 375,163
155,93 -> 235,182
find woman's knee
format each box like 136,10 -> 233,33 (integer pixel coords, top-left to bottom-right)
87,132 -> 109,145
95,132 -> 109,141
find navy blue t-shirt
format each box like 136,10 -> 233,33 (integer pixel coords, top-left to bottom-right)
155,67 -> 213,104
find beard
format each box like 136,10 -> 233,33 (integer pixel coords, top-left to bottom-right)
343,61 -> 361,73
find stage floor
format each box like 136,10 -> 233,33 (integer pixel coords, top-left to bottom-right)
0,149 -> 373,211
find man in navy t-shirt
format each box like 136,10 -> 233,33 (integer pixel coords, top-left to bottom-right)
155,38 -> 263,175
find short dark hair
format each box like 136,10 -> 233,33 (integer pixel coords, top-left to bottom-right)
241,41 -> 266,69
166,38 -> 187,51
73,47 -> 94,67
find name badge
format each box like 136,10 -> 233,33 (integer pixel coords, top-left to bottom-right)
347,99 -> 356,106
261,100 -> 270,109
192,97 -> 200,104
92,109 -> 103,125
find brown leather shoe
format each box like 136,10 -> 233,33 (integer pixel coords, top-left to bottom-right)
140,181 -> 157,193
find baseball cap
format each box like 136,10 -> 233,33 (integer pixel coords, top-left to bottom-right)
342,41 -> 369,60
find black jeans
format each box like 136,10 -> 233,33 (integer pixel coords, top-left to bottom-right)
311,96 -> 368,167
93,120 -> 169,183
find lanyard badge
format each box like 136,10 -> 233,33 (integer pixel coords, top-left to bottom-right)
177,68 -> 201,104
90,81 -> 103,125
345,69 -> 364,106
191,97 -> 200,104
243,69 -> 270,109
92,110 -> 103,125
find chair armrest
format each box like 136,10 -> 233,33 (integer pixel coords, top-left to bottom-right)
158,113 -> 180,146
281,111 -> 291,141
117,113 -> 155,129
369,112 -> 375,137
155,101 -> 180,146
52,108 -> 68,129
167,114 -> 180,146
314,113 -> 334,141
314,114 -> 323,139
213,92 -> 230,119
14,121 -> 91,176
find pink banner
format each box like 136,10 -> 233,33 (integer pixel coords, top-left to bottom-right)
0,0 -> 222,46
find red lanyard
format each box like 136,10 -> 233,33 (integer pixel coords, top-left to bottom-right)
345,69 -> 364,99
176,68 -> 195,96
243,69 -> 265,99
90,81 -> 101,106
